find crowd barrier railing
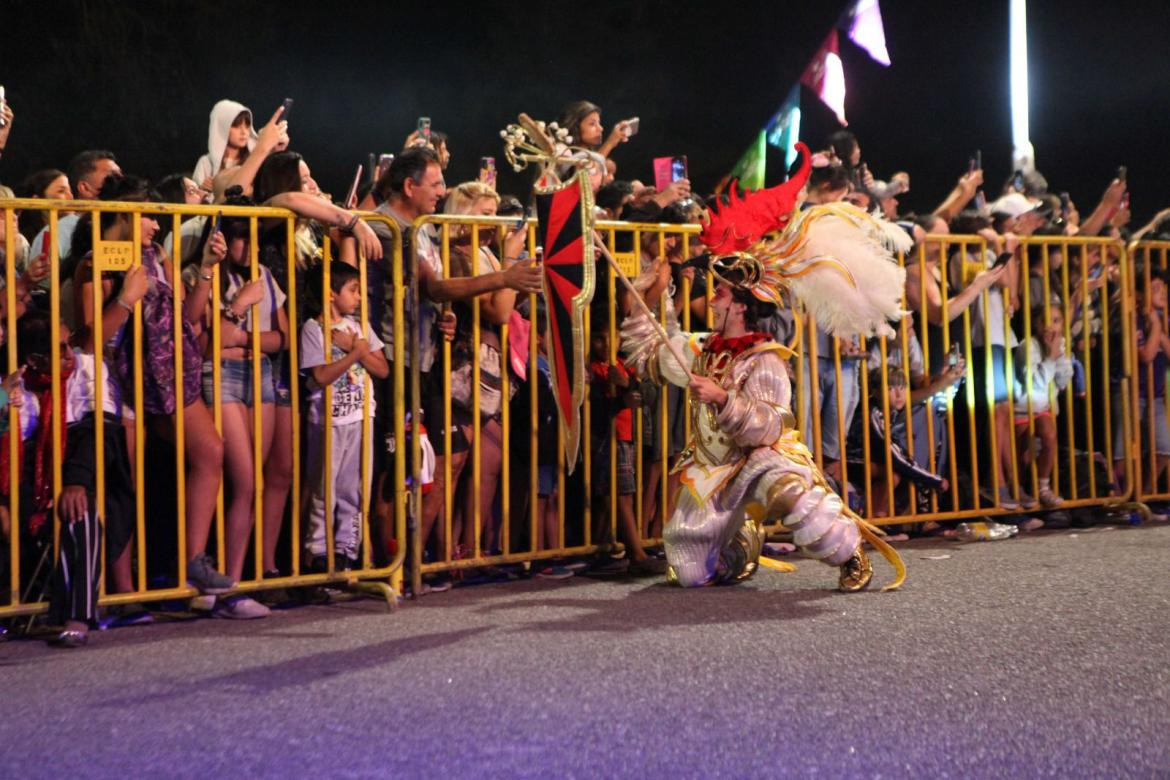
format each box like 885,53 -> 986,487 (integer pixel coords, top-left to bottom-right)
2,200 -> 1149,621
0,198 -> 406,620
790,232 -> 1136,527
407,216 -> 705,591
1126,240 -> 1170,505
408,220 -> 1142,586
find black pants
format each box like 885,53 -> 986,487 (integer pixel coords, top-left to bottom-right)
49,414 -> 135,626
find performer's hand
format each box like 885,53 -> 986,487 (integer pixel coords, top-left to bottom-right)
689,374 -> 728,407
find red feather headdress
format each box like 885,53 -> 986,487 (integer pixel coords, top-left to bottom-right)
699,142 -> 812,254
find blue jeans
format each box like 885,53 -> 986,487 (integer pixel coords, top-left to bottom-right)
799,357 -> 860,462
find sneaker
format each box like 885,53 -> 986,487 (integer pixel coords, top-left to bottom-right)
1017,490 -> 1039,509
212,594 -> 270,620
425,576 -> 453,593
587,556 -> 629,576
50,628 -> 88,648
257,570 -> 294,608
536,565 -> 575,580
334,553 -> 358,572
103,604 -> 154,629
1017,517 -> 1045,532
1037,487 -> 1063,508
187,554 -> 236,595
996,487 -> 1021,511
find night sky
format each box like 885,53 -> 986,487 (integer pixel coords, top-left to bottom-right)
2,0 -> 1166,223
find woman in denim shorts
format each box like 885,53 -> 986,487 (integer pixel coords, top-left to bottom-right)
190,210 -> 288,591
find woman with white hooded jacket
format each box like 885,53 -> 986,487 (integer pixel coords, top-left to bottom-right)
193,99 -> 257,191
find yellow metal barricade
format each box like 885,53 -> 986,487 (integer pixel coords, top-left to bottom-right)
407,215 -> 702,589
803,232 -> 1136,528
1126,240 -> 1170,505
0,198 -> 405,620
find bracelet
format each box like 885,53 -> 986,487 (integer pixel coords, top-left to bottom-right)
342,213 -> 360,233
116,296 -> 133,312
200,269 -> 214,281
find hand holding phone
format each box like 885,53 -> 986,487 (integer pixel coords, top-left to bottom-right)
418,116 -> 431,142
991,250 -> 1013,270
280,98 -> 293,123
622,117 -> 640,138
1117,165 -> 1128,183
345,165 -> 363,210
211,210 -> 223,235
479,156 -> 497,189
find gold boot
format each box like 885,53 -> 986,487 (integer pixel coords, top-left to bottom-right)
838,547 -> 873,592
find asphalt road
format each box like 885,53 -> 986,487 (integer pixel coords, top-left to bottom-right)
3,523 -> 1168,778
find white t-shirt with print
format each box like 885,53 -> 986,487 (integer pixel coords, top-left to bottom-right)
301,316 -> 384,427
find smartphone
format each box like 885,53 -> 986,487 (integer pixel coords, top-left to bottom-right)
974,190 -> 987,212
991,250 -> 1013,270
1012,169 -> 1025,192
211,210 -> 223,235
479,156 -> 497,189
623,117 -> 640,138
1060,191 -> 1071,219
947,342 -> 962,368
1117,165 -> 1128,183
671,155 -> 689,183
975,149 -> 982,170
280,97 -> 293,123
968,156 -> 977,175
376,153 -> 394,181
344,165 -> 363,209
417,116 -> 431,142
0,85 -> 6,128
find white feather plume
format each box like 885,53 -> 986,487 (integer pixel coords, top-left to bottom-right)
768,203 -> 909,339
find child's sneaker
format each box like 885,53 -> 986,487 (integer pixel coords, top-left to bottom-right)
1038,487 -> 1063,508
994,487 -> 1020,511
212,594 -> 270,620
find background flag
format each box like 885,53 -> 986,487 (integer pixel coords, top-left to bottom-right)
765,84 -> 803,172
843,0 -> 891,67
727,129 -> 768,191
801,30 -> 848,126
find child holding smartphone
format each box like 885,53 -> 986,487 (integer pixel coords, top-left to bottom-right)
301,261 -> 389,571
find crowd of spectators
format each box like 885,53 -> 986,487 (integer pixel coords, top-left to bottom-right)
1,93 -> 1168,648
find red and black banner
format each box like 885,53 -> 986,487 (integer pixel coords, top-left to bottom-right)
534,170 -> 595,471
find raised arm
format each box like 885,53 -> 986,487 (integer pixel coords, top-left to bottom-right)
932,169 -> 983,223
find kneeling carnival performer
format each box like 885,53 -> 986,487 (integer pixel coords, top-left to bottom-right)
620,143 -> 908,591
